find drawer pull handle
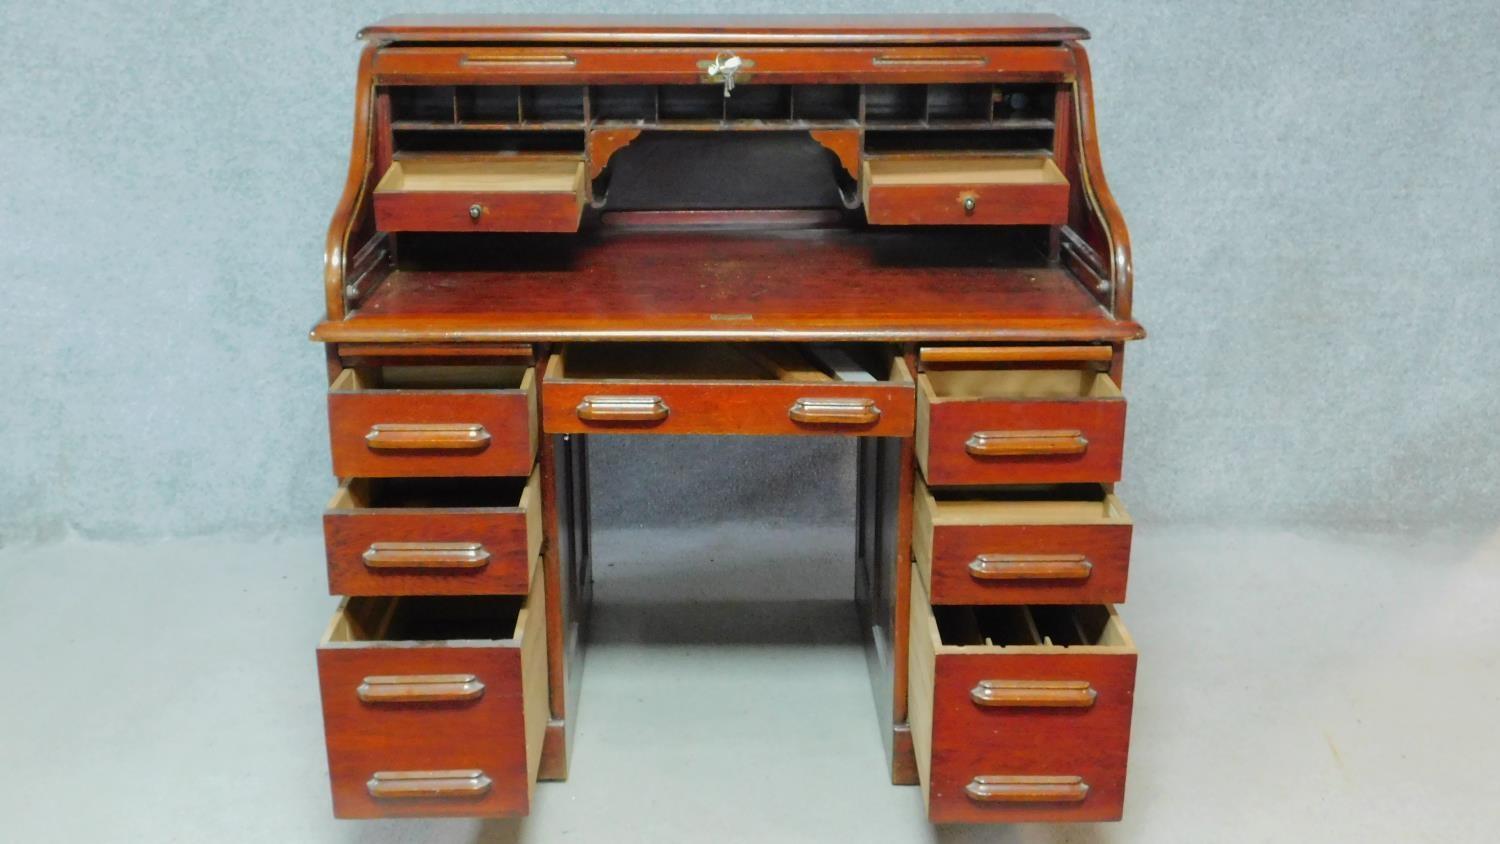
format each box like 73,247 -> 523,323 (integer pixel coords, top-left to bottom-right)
576,395 -> 669,423
358,674 -> 486,704
968,554 -> 1093,581
788,397 -> 881,426
365,423 -> 491,451
965,429 -> 1088,457
461,53 -> 576,67
965,775 -> 1090,804
367,769 -> 493,800
362,542 -> 491,570
970,679 -> 1097,709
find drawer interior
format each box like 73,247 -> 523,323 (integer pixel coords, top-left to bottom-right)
932,603 -> 1133,653
325,594 -> 525,644
921,482 -> 1129,525
863,155 -> 1066,188
553,343 -> 907,383
330,476 -> 531,510
922,369 -> 1120,402
333,364 -> 530,391
376,158 -> 585,196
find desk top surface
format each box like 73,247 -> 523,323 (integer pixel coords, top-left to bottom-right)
359,14 -> 1089,46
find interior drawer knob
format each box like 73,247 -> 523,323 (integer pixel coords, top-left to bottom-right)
469,203 -> 483,220
364,423 -> 491,452
965,429 -> 1088,457
362,542 -> 491,570
367,770 -> 492,800
576,395 -> 670,423
965,775 -> 1090,804
968,554 -> 1093,581
788,397 -> 881,425
961,194 -> 978,215
357,674 -> 487,704
970,679 -> 1097,709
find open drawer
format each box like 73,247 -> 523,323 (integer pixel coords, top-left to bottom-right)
541,343 -> 915,436
324,469 -> 542,596
916,367 -> 1125,485
373,156 -> 586,233
328,364 -> 536,479
861,155 -> 1068,226
317,575 -> 548,819
914,478 -> 1132,605
909,574 -> 1136,823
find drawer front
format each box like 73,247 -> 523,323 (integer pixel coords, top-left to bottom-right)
864,179 -> 1069,227
317,580 -> 547,819
542,356 -> 915,437
324,473 -> 543,597
374,189 -> 584,233
917,391 -> 1125,485
328,369 -> 537,478
910,578 -> 1136,824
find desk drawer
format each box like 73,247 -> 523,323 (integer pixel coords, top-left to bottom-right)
914,478 -> 1132,605
916,368 -> 1125,485
317,575 -> 548,819
374,158 -> 586,233
541,343 -> 914,436
909,575 -> 1136,823
324,470 -> 542,596
328,365 -> 536,478
861,156 -> 1069,227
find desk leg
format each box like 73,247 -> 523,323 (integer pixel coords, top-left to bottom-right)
856,433 -> 919,786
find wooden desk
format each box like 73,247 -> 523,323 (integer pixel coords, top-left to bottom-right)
312,14 -> 1142,825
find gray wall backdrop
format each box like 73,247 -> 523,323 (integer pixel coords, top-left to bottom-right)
3,1 -> 1499,544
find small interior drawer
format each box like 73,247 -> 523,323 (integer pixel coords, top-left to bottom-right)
861,155 -> 1068,226
327,365 -> 537,479
914,478 -> 1132,605
317,575 -> 548,819
373,156 -> 586,233
916,367 -> 1125,486
541,343 -> 915,436
324,469 -> 542,596
909,574 -> 1136,823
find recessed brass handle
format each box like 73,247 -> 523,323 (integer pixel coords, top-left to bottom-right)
788,397 -> 881,426
460,53 -> 577,66
358,674 -> 486,704
576,395 -> 669,423
872,54 -> 988,67
968,554 -> 1093,581
970,679 -> 1097,709
362,542 -> 491,570
965,775 -> 1090,804
965,430 -> 1088,457
365,423 -> 491,452
367,770 -> 493,800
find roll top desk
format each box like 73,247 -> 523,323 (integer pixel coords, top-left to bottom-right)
312,14 -> 1142,825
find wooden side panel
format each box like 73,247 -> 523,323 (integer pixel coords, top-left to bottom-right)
328,378 -> 537,478
918,396 -> 1125,486
521,570 -> 550,794
542,380 -> 915,437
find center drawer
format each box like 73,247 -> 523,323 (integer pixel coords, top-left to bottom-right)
328,364 -> 537,478
916,367 -> 1125,485
541,343 -> 915,436
909,574 -> 1136,824
324,469 -> 542,596
317,574 -> 548,819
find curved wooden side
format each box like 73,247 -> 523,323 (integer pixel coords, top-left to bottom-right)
1066,42 -> 1134,322
324,44 -> 381,322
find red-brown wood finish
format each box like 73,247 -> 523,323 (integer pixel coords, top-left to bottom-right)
374,188 -> 583,234
864,179 -> 1069,227
327,372 -> 536,478
920,521 -> 1131,606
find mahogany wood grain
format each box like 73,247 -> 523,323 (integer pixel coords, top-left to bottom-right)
1064,43 -> 1133,321
808,129 -> 860,180
324,471 -> 542,596
919,345 -> 1113,367
311,228 -> 1142,345
862,158 -> 1069,227
337,342 -> 535,366
913,480 -> 1132,605
909,578 -> 1136,823
915,370 -> 1126,485
375,188 -> 584,234
324,45 -> 380,321
327,368 -> 537,478
359,15 -> 1090,45
587,128 -> 643,179
317,577 -> 548,819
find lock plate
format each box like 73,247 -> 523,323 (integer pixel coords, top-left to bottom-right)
697,52 -> 755,97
